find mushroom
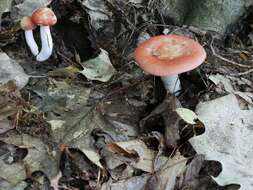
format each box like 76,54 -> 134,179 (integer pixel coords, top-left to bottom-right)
134,35 -> 206,95
32,7 -> 57,62
20,16 -> 39,56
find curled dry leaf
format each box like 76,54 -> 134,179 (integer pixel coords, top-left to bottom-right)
104,139 -> 188,190
80,49 -> 116,82
107,140 -> 155,173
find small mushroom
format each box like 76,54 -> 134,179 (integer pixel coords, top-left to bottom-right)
32,7 -> 57,62
20,16 -> 39,56
134,34 -> 206,95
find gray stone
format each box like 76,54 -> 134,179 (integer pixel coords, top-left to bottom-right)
160,0 -> 191,25
161,0 -> 253,34
0,53 -> 29,89
186,0 -> 246,34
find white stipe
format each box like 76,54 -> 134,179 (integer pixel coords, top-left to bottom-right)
25,30 -> 39,56
161,74 -> 181,95
36,26 -> 53,62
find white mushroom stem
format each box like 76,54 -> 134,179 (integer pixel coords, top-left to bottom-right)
25,30 -> 39,56
161,74 -> 181,95
36,26 -> 53,62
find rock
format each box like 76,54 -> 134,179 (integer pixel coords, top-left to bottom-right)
186,0 -> 247,34
0,0 -> 12,24
161,0 -> 253,34
10,0 -> 52,21
160,0 -> 190,25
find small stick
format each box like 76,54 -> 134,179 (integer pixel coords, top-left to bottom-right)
229,68 -> 253,76
210,38 -> 252,68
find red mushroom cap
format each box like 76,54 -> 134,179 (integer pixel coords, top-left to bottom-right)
134,35 -> 206,76
20,16 -> 36,30
31,7 -> 57,26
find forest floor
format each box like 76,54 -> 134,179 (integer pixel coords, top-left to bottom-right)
0,1 -> 253,190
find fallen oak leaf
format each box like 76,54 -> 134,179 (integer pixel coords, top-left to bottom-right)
189,94 -> 253,189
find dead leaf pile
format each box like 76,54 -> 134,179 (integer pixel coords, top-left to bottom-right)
0,0 -> 253,189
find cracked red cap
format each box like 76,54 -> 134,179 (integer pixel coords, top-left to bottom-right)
32,7 -> 57,26
134,35 -> 207,76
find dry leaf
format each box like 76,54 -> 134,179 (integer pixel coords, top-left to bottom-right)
80,49 -> 116,82
175,108 -> 198,125
107,140 -> 155,173
189,94 -> 253,189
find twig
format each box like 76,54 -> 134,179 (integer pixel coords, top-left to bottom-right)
97,169 -> 101,187
57,51 -> 80,67
229,68 -> 253,76
210,38 -> 252,68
